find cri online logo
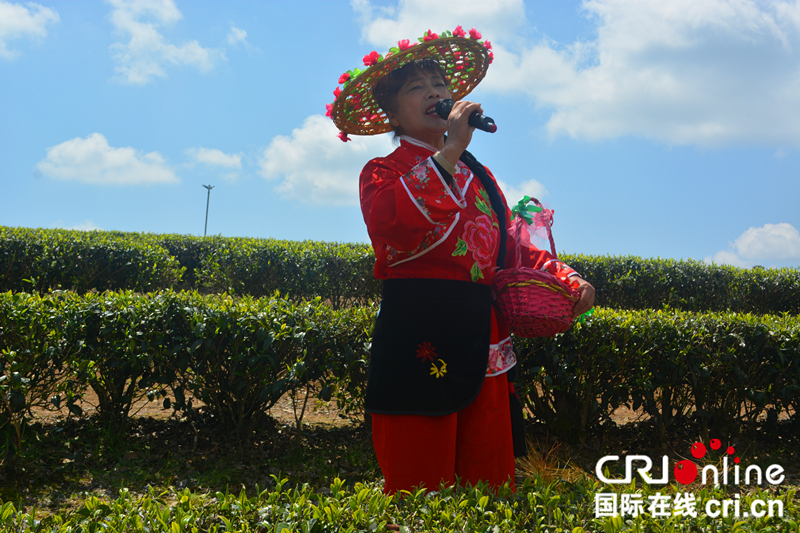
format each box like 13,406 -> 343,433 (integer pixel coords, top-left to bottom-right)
596,438 -> 785,486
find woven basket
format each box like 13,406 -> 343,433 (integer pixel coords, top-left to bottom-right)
493,199 -> 579,338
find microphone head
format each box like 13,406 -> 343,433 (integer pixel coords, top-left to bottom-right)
435,99 -> 455,119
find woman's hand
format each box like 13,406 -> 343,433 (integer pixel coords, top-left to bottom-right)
571,277 -> 596,318
440,100 -> 483,167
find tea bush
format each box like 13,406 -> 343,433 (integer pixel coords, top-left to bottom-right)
2,291 -> 798,453
2,226 -> 798,314
514,309 -> 800,443
0,290 -> 374,450
196,236 -> 380,309
0,226 -> 182,294
564,254 -> 800,315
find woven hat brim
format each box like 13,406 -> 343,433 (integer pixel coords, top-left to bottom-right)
331,37 -> 491,136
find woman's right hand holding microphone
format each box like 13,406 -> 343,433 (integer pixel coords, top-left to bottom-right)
440,100 -> 483,168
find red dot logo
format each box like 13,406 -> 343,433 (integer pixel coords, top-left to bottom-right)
727,446 -> 735,455
734,457 -> 740,464
710,438 -> 721,450
674,460 -> 698,485
690,442 -> 707,459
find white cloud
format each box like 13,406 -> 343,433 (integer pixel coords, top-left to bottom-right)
187,146 -> 242,181
486,0 -> 800,146
0,1 -> 59,59
58,220 -> 103,231
705,222 -> 800,268
187,147 -> 242,168
353,0 -> 525,49
226,24 -> 258,52
107,0 -> 224,84
259,115 -> 393,205
224,24 -> 258,56
734,223 -> 800,261
353,0 -> 800,147
496,178 -> 549,206
705,250 -> 753,269
226,25 -> 247,46
37,132 -> 179,185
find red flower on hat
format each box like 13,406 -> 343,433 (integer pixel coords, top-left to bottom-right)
484,40 -> 492,50
333,87 -> 342,98
325,103 -> 333,118
453,25 -> 467,38
469,28 -> 482,39
363,50 -> 380,66
398,39 -> 412,50
338,131 -> 350,142
488,51 -> 494,63
423,29 -> 439,41
338,72 -> 350,84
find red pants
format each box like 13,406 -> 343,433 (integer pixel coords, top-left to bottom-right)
371,373 -> 516,494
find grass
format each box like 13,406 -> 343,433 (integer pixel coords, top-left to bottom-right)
3,411 -> 379,511
2,407 -> 800,532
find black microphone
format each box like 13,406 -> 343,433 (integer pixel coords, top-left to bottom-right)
435,99 -> 497,133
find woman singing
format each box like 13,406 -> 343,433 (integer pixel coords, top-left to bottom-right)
329,27 -> 595,494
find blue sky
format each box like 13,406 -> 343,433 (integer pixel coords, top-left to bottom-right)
2,0 -> 799,269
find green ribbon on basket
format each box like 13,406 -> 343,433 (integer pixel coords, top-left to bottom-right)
511,195 -> 543,224
577,307 -> 595,324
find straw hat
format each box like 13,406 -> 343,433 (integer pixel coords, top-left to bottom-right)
328,26 -> 493,141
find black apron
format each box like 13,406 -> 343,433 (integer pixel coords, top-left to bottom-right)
365,278 -> 492,416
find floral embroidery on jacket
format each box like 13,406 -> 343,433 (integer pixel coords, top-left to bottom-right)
386,222 -> 448,266
414,196 -> 430,217
454,162 -> 471,184
451,187 -> 499,281
463,214 -> 498,269
409,165 -> 431,191
474,187 -> 494,218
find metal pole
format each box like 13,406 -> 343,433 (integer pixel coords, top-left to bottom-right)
203,184 -> 214,237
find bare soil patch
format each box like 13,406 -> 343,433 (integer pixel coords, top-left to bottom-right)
30,387 -> 353,429
33,386 -> 792,430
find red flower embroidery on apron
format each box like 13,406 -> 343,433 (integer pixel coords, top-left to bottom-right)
415,341 -> 437,362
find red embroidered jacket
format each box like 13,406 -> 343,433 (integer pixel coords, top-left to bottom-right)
360,136 -> 579,371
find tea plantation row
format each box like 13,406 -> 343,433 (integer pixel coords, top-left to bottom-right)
2,226 -> 798,314
2,290 -> 798,454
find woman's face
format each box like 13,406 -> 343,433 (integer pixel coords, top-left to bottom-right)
388,69 -> 451,147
